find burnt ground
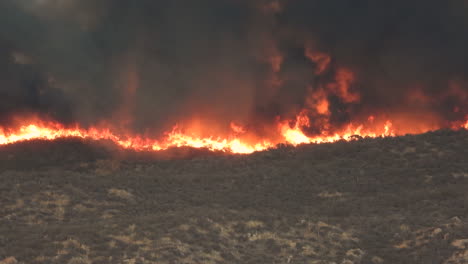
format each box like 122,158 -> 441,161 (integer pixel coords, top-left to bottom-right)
0,129 -> 467,264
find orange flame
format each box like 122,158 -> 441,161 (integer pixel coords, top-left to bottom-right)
330,68 -> 360,103
230,122 -> 247,134
279,113 -> 397,146
0,114 -> 466,154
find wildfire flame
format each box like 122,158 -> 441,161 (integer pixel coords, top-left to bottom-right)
0,46 -> 466,154
0,114 -> 466,154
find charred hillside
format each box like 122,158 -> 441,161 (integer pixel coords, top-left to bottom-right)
0,130 -> 467,263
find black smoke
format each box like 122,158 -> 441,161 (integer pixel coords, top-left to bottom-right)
0,0 -> 467,134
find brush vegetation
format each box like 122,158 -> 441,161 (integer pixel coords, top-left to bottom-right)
0,130 -> 467,264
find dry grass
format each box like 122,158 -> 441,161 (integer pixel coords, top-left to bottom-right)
0,130 -> 467,263
108,188 -> 134,200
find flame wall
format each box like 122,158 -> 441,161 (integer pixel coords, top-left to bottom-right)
0,0 -> 467,142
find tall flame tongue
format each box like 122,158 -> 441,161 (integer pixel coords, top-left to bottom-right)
1,114 -> 466,154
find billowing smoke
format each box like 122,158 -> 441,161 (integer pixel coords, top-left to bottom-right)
0,0 -> 467,136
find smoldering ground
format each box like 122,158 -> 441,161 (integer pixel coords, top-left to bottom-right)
0,0 -> 467,135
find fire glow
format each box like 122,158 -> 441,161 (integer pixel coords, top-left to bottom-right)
1,114 -> 466,154
1,60 -> 467,154
2,1 -> 468,155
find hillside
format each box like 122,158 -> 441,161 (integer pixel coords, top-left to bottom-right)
1,129 -> 467,264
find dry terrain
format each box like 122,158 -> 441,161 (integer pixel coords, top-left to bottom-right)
0,129 -> 467,264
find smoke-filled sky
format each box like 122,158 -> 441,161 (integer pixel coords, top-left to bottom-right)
0,0 -> 467,135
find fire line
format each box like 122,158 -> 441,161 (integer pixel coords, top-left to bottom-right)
1,116 -> 466,154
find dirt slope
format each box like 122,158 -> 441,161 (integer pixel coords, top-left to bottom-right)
0,130 -> 467,264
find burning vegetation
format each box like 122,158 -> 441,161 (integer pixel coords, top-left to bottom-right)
0,0 -> 467,154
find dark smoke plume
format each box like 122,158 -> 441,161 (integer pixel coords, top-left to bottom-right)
0,0 -> 467,134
